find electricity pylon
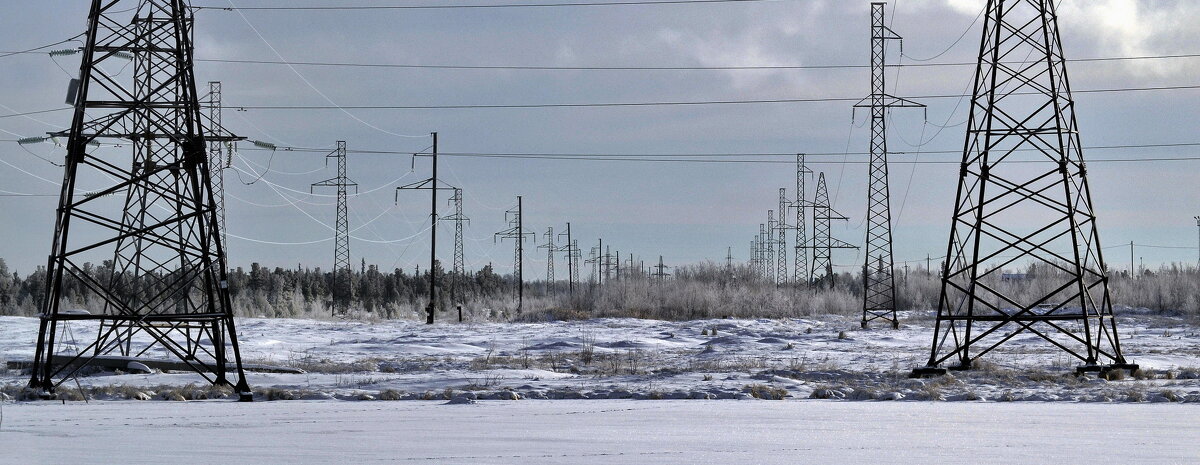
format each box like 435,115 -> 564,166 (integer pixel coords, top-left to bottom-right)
585,239 -> 602,287
766,210 -> 776,282
495,196 -> 535,313
803,173 -> 858,287
794,154 -> 813,285
776,188 -> 789,286
29,0 -> 251,400
757,224 -> 767,279
652,256 -> 671,285
557,223 -> 579,296
748,240 -> 756,272
538,227 -> 556,292
854,2 -> 925,329
913,0 -> 1134,377
206,81 -> 230,249
443,188 -> 469,276
312,141 -> 357,316
396,132 -> 456,324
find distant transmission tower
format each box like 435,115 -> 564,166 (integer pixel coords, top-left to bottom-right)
313,141 -> 357,316
443,188 -> 470,276
495,196 -> 535,313
585,239 -> 602,287
776,188 -> 789,285
652,256 -> 671,285
757,224 -> 766,278
794,154 -> 813,285
29,1 -> 251,400
805,173 -> 857,287
206,81 -> 229,248
766,211 -> 776,282
748,239 -> 757,272
538,226 -> 556,292
557,223 -> 579,296
855,2 -> 925,329
913,0 -> 1134,377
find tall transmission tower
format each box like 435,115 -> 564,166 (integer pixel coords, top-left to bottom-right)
29,0 -> 251,400
312,141 -> 357,316
766,210 -> 776,282
652,256 -> 671,285
913,0 -> 1135,377
495,196 -> 535,313
538,227 -> 557,291
756,225 -> 766,278
804,173 -> 857,287
557,223 -> 579,296
396,133 -> 456,324
443,188 -> 469,276
794,154 -> 813,285
206,81 -> 230,249
602,245 -> 617,282
855,2 -> 925,329
776,188 -> 789,286
585,240 -> 602,287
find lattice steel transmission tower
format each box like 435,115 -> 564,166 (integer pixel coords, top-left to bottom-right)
748,239 -> 756,273
652,256 -> 671,285
804,173 -> 857,287
538,227 -> 557,292
312,141 -> 357,316
206,81 -> 231,249
913,0 -> 1134,377
794,154 -> 813,284
756,224 -> 766,278
775,188 -> 789,286
29,0 -> 252,400
495,196 -> 535,313
585,239 -> 602,287
766,210 -> 776,282
557,223 -> 580,296
443,188 -> 469,276
854,2 -> 925,329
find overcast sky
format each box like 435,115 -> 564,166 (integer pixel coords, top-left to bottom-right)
1,0 -> 1198,277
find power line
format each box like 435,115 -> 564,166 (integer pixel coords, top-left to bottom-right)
232,141 -> 1200,158
194,52 -> 1200,72
0,108 -> 72,120
225,84 -> 1200,111
0,33 -> 85,59
192,0 -> 793,11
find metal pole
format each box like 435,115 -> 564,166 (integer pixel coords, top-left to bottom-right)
567,222 -> 575,296
427,132 -> 438,324
517,195 -> 524,313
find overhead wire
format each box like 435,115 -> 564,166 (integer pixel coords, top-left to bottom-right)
223,0 -> 431,139
223,83 -> 1200,111
193,52 -> 1200,72
194,0 -> 796,11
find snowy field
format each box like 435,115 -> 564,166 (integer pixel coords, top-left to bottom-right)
1,400 -> 1198,464
2,312 -> 1200,402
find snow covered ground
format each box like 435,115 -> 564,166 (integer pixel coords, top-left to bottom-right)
2,312 -> 1200,402
1,400 -> 1198,464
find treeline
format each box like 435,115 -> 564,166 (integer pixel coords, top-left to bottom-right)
0,258 -> 1197,321
0,258 -> 517,319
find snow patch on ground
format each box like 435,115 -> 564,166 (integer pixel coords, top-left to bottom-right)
2,313 -> 1200,403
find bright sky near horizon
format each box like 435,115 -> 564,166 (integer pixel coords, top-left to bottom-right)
0,0 -> 1198,276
